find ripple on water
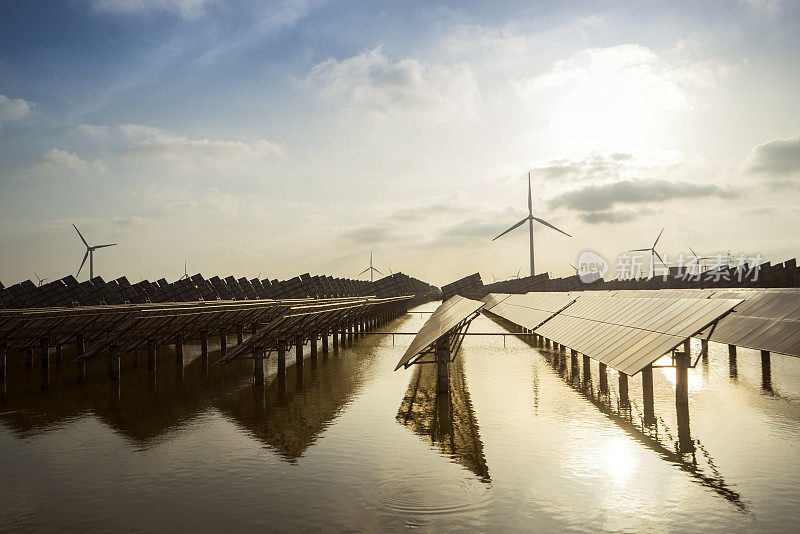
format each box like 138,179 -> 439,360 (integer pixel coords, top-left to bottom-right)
378,474 -> 491,519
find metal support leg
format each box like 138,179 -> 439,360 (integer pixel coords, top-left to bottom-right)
618,372 -> 629,406
253,346 -> 265,385
147,338 -> 157,371
295,336 -> 303,367
761,350 -> 772,391
109,344 -> 120,380
728,344 -> 737,378
76,334 -> 86,383
436,337 -> 450,394
310,333 -> 318,359
322,332 -> 329,354
641,364 -> 655,426
175,334 -> 184,365
675,348 -> 692,452
277,343 -> 286,375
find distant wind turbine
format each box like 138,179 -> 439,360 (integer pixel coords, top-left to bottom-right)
180,261 -> 190,281
629,228 -> 667,279
34,272 -> 48,287
492,171 -> 571,276
688,246 -> 713,273
73,224 -> 117,280
357,251 -> 384,282
569,263 -> 579,276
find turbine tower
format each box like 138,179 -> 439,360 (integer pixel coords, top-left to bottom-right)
358,251 -> 384,282
492,171 -> 571,276
73,224 -> 117,280
629,228 -> 667,279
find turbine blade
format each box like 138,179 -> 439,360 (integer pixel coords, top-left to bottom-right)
73,224 -> 89,247
358,267 -> 369,276
654,250 -> 667,267
527,172 -> 533,215
532,216 -> 571,237
629,248 -> 650,252
492,217 -> 528,241
77,250 -> 89,276
653,227 -> 664,248
373,267 -> 384,275
94,243 -> 117,249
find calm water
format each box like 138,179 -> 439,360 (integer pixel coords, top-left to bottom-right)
2,302 -> 800,532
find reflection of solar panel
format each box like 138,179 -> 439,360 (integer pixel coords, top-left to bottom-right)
395,295 -> 484,370
534,295 -> 741,375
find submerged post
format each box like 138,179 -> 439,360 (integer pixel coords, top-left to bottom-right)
675,347 -> 693,452
436,336 -> 450,394
76,333 -> 86,383
109,344 -> 120,380
618,372 -> 629,407
728,344 -> 737,378
641,364 -> 655,426
583,354 -> 591,384
333,328 -> 339,349
200,331 -> 208,361
175,334 -> 184,365
277,343 -> 286,375
701,338 -> 709,362
253,345 -> 265,385
761,350 -> 772,391
147,338 -> 157,371
310,332 -> 318,359
40,337 -> 49,369
0,344 -> 5,376
322,331 -> 329,354
219,328 -> 227,358
237,326 -> 244,346
295,336 -> 304,367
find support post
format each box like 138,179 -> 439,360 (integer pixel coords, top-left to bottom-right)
641,364 -> 655,426
761,350 -> 772,391
237,326 -> 244,346
583,354 -> 591,384
76,333 -> 86,383
322,331 -> 329,354
618,372 -> 629,406
728,344 -> 737,378
253,346 -> 265,385
436,336 -> 450,394
220,329 -> 227,358
175,334 -> 184,365
40,337 -> 50,369
56,345 -> 63,365
675,348 -> 692,451
295,336 -> 304,367
147,338 -> 157,371
333,328 -> 339,349
701,338 -> 709,362
277,343 -> 286,375
26,348 -> 33,370
0,344 -> 5,376
200,332 -> 208,362
310,333 -> 318,359
109,344 -> 120,380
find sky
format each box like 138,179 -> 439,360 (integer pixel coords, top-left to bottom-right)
1,0 -> 799,287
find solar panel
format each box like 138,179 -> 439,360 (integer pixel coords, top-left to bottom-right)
395,295 -> 484,370
533,295 -> 741,375
484,292 -> 577,331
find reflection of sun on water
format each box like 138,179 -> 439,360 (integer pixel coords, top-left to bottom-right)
604,436 -> 635,483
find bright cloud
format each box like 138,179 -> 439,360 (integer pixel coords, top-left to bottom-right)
748,135 -> 800,177
305,46 -> 479,118
34,148 -> 107,175
0,94 -> 32,125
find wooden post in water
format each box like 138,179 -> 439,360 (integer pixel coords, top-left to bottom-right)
175,334 -> 184,365
436,336 -> 450,394
728,344 -> 737,378
200,331 -> 208,362
310,332 -> 318,359
76,333 -> 86,383
237,326 -> 244,346
147,338 -> 157,371
277,343 -> 286,375
701,338 -> 709,362
253,345 -> 265,385
641,364 -> 655,426
322,331 -> 329,354
333,328 -> 339,349
761,350 -> 772,391
219,328 -> 227,358
295,336 -> 304,367
583,354 -> 591,384
618,371 -> 629,406
675,346 -> 692,452
109,344 -> 120,380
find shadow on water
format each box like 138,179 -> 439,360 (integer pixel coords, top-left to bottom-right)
530,333 -> 748,512
396,356 -> 490,483
216,347 -> 372,462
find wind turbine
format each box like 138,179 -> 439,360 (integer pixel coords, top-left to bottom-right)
179,261 -> 190,281
629,228 -> 667,279
34,272 -> 48,287
492,171 -> 571,276
569,263 -> 579,276
357,251 -> 383,282
73,224 -> 116,280
688,246 -> 713,274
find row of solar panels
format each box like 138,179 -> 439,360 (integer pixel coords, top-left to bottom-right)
0,271 -> 440,309
482,288 -> 800,375
441,258 -> 800,301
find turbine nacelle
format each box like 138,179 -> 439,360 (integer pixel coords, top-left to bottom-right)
74,224 -> 117,280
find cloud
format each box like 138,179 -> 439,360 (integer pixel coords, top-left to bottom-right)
87,0 -> 214,19
741,0 -> 783,14
72,124 -> 110,138
119,124 -> 284,167
34,148 -> 107,175
305,46 -> 478,117
341,225 -> 398,243
581,209 -> 643,224
0,94 -> 32,125
550,179 -> 735,212
748,135 -> 800,177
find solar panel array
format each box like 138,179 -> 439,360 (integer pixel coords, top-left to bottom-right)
395,295 -> 484,370
0,271 -> 439,309
483,291 -> 744,375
